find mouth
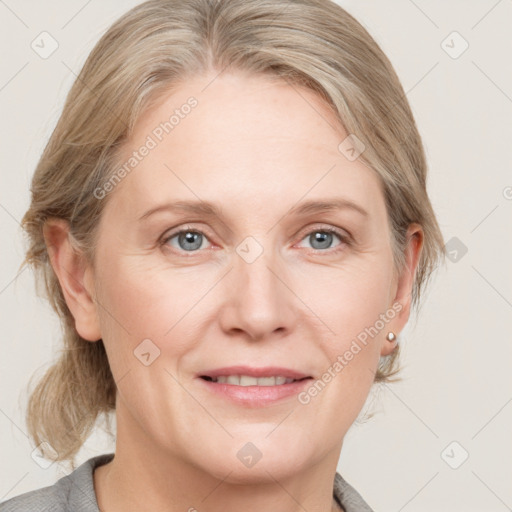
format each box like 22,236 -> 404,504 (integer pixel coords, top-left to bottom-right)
199,375 -> 311,386
196,366 -> 314,407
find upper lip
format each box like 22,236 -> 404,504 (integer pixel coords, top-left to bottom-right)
198,366 -> 311,380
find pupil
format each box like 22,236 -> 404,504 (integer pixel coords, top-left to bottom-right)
180,232 -> 202,251
312,231 -> 331,250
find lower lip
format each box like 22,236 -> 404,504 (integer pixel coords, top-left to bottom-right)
197,378 -> 313,407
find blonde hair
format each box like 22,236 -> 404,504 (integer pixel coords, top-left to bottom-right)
20,0 -> 446,467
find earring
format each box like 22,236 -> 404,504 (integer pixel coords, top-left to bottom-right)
386,332 -> 397,343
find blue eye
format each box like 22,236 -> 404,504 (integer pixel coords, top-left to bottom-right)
161,226 -> 349,255
163,230 -> 209,252
297,228 -> 347,252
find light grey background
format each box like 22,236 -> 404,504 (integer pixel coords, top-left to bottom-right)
1,1 -> 511,510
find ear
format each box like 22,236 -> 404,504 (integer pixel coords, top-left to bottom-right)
380,223 -> 424,356
43,218 -> 102,342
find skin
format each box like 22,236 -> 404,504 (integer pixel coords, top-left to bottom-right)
44,69 -> 423,512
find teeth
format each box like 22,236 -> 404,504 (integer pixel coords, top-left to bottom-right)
212,375 -> 296,386
240,376 -> 258,386
226,375 -> 240,385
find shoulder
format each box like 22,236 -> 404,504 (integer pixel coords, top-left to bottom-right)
333,471 -> 374,512
0,453 -> 115,512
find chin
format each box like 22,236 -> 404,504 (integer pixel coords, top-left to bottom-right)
215,456 -> 307,486
191,436 -> 318,484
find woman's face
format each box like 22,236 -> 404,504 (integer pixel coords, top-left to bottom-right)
84,70 -> 419,481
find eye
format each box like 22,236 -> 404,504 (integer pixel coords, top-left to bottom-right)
160,225 -> 350,256
161,228 -> 211,253
296,226 -> 349,253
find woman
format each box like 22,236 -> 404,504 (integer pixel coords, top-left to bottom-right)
1,0 -> 445,510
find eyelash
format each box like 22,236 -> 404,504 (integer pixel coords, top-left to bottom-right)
160,224 -> 351,256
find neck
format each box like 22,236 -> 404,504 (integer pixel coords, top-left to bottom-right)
94,404 -> 343,512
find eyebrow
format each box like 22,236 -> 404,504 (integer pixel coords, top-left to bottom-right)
138,200 -> 223,221
288,198 -> 369,218
137,197 -> 369,222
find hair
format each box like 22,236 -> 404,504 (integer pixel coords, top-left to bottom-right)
19,0 -> 446,467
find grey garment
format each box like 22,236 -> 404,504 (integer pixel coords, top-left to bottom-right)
0,453 -> 374,512
333,472 -> 374,512
0,454 -> 114,512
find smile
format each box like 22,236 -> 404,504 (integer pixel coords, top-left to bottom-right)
201,375 -> 306,386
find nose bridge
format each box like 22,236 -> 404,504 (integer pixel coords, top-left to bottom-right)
222,234 -> 295,338
247,249 -> 276,283
236,234 -> 282,303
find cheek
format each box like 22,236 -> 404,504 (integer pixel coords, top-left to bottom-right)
302,255 -> 393,338
95,253 -> 210,361
311,260 -> 392,391
97,252 -> 174,327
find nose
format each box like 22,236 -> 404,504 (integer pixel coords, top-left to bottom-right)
217,241 -> 298,342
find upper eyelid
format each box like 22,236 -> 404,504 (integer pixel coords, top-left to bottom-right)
296,223 -> 350,239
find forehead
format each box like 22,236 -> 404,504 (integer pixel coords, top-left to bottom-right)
108,71 -> 384,220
